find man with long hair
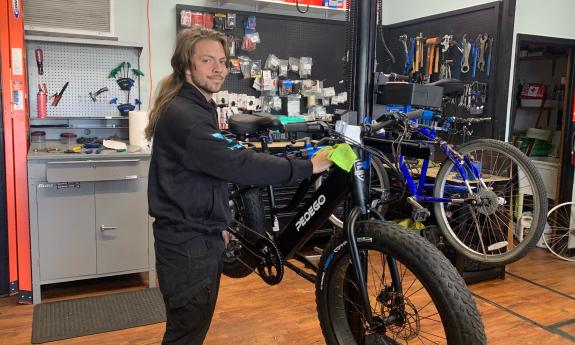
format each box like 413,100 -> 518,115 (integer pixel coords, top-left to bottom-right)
146,27 -> 332,344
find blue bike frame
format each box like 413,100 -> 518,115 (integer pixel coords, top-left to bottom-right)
396,125 -> 482,204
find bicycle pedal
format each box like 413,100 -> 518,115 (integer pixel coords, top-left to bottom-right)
412,208 -> 431,222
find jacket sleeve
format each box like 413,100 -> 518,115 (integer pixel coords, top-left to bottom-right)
181,119 -> 313,186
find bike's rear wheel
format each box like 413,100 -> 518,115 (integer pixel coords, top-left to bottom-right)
223,186 -> 267,278
434,139 -> 547,265
316,220 -> 486,345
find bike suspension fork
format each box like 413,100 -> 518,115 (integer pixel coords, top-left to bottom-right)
347,160 -> 378,327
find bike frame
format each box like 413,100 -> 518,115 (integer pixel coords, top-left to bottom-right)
398,126 -> 485,203
246,137 -> 392,327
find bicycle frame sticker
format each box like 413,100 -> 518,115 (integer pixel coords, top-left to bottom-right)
295,194 -> 326,231
276,167 -> 351,259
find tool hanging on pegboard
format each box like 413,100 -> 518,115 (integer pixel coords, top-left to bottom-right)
34,48 -> 44,75
453,82 -> 487,114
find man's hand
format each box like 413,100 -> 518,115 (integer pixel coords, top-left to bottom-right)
311,149 -> 333,174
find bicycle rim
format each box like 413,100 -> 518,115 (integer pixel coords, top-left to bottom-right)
434,140 -> 546,264
544,202 -> 575,262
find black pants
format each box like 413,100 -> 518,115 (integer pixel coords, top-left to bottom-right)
155,232 -> 225,345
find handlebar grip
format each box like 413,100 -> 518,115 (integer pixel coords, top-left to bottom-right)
405,109 -> 424,120
371,120 -> 393,133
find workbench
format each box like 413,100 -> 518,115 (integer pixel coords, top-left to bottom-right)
28,143 -> 154,304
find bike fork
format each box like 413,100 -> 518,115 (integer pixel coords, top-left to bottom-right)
347,160 -> 379,328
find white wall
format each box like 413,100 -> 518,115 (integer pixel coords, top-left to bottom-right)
382,0 -> 499,25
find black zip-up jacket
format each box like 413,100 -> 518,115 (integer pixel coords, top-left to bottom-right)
148,83 -> 313,244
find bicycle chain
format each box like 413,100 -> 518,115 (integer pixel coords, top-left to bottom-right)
226,220 -> 284,285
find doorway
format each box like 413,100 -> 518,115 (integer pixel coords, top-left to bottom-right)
509,34 -> 575,206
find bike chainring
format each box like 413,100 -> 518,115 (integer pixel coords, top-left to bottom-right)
254,237 -> 284,285
226,220 -> 284,285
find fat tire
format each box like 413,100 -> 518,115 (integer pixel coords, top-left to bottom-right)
223,186 -> 267,278
316,220 -> 486,345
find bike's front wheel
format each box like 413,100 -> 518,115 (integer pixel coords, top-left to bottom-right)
434,139 -> 548,265
316,220 -> 486,345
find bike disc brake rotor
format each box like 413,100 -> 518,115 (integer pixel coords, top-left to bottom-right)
379,290 -> 421,341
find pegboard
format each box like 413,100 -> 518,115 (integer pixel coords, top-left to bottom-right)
378,2 -> 504,139
26,41 -> 141,118
176,5 -> 347,98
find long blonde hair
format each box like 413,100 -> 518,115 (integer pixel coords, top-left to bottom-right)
145,27 -> 229,140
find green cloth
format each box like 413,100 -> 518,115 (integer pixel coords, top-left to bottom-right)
317,143 -> 357,172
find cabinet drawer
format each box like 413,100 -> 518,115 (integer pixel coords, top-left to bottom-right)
46,159 -> 144,182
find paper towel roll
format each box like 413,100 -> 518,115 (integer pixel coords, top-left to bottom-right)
129,111 -> 149,149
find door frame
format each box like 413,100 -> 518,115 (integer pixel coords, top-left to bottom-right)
508,33 -> 575,204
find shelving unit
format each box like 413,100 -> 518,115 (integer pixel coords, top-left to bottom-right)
518,54 -> 567,61
213,0 -> 346,19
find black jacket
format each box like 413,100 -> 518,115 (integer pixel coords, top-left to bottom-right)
148,83 -> 313,244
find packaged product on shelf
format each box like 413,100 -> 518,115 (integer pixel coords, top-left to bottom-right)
302,79 -> 322,95
299,57 -> 313,78
250,60 -> 263,78
279,79 -> 293,97
278,59 -> 289,77
203,13 -> 214,28
287,95 -> 302,116
265,54 -> 280,71
244,16 -> 257,31
227,35 -> 237,56
289,57 -> 300,73
272,96 -> 282,111
226,13 -> 236,30
180,11 -> 192,27
241,35 -> 257,52
229,58 -> 241,74
239,56 -> 252,78
214,13 -> 226,31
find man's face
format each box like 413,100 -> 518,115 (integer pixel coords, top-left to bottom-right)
187,39 -> 228,96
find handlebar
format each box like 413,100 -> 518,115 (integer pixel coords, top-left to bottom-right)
283,121 -> 330,134
371,109 -> 424,133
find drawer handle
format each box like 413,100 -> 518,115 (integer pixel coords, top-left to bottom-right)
48,159 -> 141,165
100,225 -> 118,231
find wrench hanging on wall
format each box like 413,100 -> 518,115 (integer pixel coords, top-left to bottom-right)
461,35 -> 471,74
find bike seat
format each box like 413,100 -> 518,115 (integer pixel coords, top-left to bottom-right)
228,113 -> 283,136
429,78 -> 465,96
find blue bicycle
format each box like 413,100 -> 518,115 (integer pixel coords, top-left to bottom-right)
368,110 -> 548,265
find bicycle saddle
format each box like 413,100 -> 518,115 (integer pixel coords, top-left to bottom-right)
429,78 -> 465,96
228,113 -> 283,136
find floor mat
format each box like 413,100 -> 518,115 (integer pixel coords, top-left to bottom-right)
32,288 -> 165,343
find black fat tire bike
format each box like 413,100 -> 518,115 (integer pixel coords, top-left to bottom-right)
222,112 -> 487,345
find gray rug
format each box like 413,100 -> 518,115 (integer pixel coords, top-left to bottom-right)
32,288 -> 166,344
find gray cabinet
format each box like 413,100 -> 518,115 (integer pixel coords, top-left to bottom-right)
29,155 -> 155,304
37,182 -> 96,281
95,179 -> 149,274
